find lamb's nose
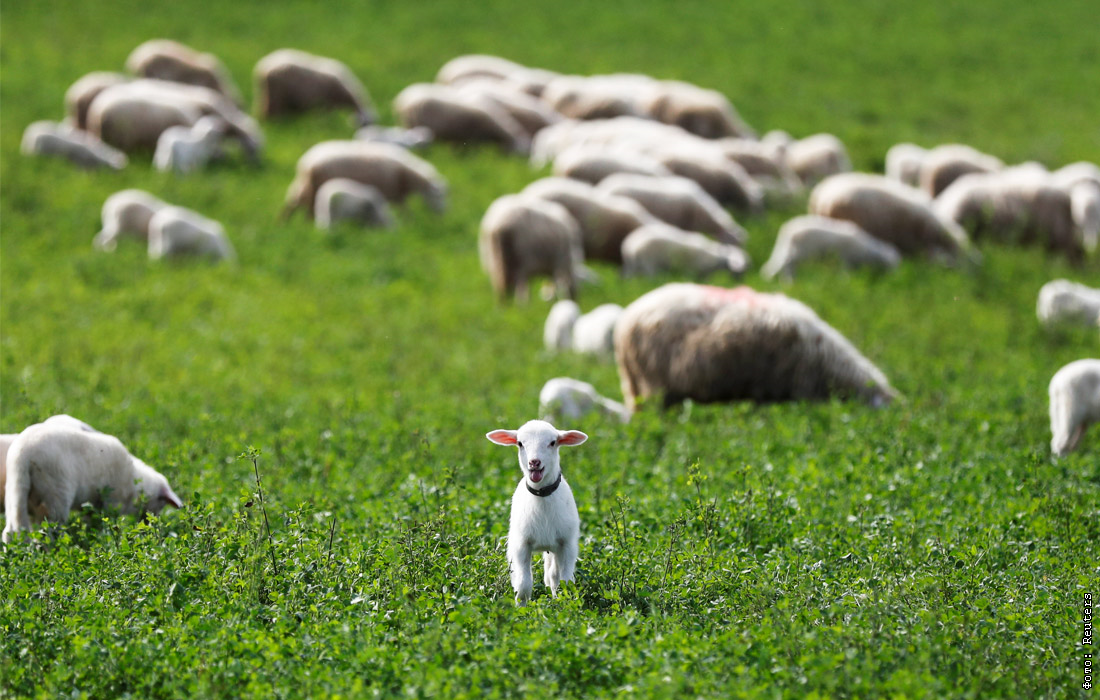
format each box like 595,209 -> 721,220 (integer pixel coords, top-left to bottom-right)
529,459 -> 541,469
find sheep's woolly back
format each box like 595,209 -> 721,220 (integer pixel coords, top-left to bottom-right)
918,144 -> 1003,197
254,49 -> 375,123
394,83 -> 529,153
598,173 -> 747,245
885,143 -> 927,186
614,283 -> 896,413
784,134 -> 852,186
478,194 -> 581,300
126,39 -> 242,105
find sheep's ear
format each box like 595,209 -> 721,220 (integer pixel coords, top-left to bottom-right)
486,430 -> 519,446
556,430 -> 588,446
163,486 -> 183,509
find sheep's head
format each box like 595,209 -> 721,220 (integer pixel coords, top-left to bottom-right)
486,420 -> 587,491
131,458 -> 183,514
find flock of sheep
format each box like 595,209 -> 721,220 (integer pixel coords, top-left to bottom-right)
9,41 -> 1100,603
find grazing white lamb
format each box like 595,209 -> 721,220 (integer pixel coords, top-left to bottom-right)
1,415 -> 100,510
621,224 -> 749,279
94,189 -> 170,251
544,300 -> 582,352
126,38 -> 242,105
393,83 -> 530,154
3,422 -> 182,543
486,420 -> 588,605
761,215 -> 902,280
147,206 -> 235,261
314,178 -> 394,230
153,115 -> 226,173
1049,359 -> 1100,457
1036,280 -> 1100,328
613,283 -> 897,414
539,378 -> 629,422
21,121 -> 128,170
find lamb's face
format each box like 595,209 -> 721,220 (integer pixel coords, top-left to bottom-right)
132,458 -> 184,514
486,419 -> 587,490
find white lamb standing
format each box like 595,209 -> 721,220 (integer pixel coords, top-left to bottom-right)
539,378 -> 629,422
153,115 -> 227,173
314,178 -> 394,230
621,223 -> 749,279
762,215 -> 902,280
94,189 -> 170,251
1049,359 -> 1100,457
486,420 -> 588,605
147,206 -> 235,261
21,120 -> 128,170
1036,280 -> 1100,328
3,422 -> 182,543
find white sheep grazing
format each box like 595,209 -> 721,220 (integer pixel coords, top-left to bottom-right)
147,206 -> 235,261
809,173 -> 975,263
539,378 -> 629,422
1037,280 -> 1100,328
282,140 -> 448,219
393,83 -> 530,154
486,420 -> 588,605
478,194 -> 584,302
933,167 -> 1084,262
613,283 -> 897,414
761,215 -> 902,280
783,134 -> 853,187
435,54 -> 560,97
126,39 -> 242,105
552,145 -> 673,184
638,79 -> 756,139
314,178 -> 394,230
153,115 -> 227,173
354,125 -> 434,149
885,143 -> 927,186
1049,359 -> 1100,457
1068,181 -> 1100,253
544,300 -> 582,352
253,49 -> 376,124
1,415 -> 99,510
598,173 -> 747,246
918,144 -> 1004,197
716,139 -> 803,200
646,144 -> 765,214
94,189 -> 170,251
621,224 -> 749,279
541,74 -> 654,120
21,121 -> 128,170
456,80 -> 563,137
3,422 -> 182,544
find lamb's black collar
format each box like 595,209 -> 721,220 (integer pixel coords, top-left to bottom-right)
526,472 -> 563,497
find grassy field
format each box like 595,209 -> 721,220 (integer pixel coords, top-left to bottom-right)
2,1 -> 1099,697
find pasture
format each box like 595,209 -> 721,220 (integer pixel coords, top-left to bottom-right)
1,0 -> 1098,697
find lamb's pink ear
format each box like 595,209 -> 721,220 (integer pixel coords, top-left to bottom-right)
486,430 -> 518,446
163,486 -> 183,509
557,430 -> 588,446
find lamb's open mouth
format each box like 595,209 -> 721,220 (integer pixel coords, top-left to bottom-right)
529,468 -> 545,483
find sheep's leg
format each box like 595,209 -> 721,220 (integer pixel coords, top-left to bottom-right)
543,551 -> 559,594
557,538 -> 579,587
508,542 -> 533,605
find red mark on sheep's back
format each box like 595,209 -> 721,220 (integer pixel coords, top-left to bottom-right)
701,285 -> 769,307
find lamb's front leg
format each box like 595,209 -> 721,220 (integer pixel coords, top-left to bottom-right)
508,540 -> 534,605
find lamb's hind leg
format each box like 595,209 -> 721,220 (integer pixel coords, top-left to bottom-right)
543,551 -> 560,594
